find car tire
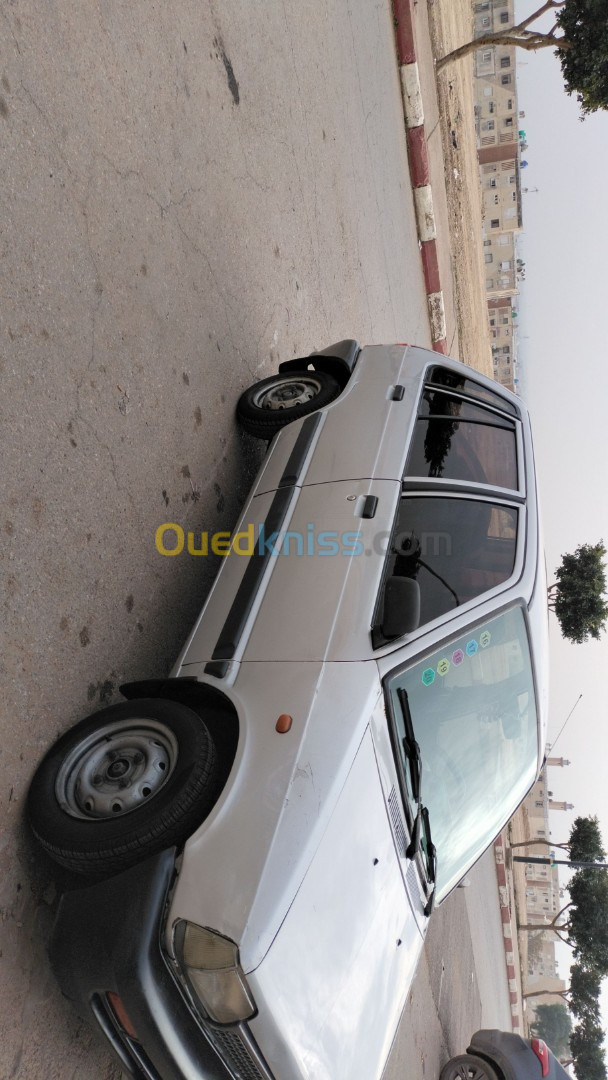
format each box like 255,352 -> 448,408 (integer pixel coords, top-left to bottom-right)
236,370 -> 341,438
27,698 -> 218,877
439,1054 -> 500,1080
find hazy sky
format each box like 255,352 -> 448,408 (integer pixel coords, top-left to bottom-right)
513,1 -> 608,1030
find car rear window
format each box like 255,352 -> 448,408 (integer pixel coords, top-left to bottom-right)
426,365 -> 519,416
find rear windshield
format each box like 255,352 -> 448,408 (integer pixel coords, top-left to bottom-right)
426,366 -> 519,417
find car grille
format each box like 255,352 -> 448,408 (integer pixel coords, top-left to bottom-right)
207,1026 -> 273,1080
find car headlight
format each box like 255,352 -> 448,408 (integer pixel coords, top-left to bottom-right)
173,921 -> 256,1025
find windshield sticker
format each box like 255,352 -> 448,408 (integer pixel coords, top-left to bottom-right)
420,627 -> 494,687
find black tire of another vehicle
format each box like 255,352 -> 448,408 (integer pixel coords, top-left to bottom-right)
27,698 -> 218,877
236,370 -> 341,438
439,1054 -> 500,1080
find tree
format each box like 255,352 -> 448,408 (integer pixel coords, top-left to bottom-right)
568,868 -> 608,972
570,816 -> 606,863
548,541 -> 608,643
436,0 -> 608,117
517,819 -> 608,971
511,814 -> 605,860
569,962 -> 602,1024
530,1003 -> 572,1057
570,1016 -> 607,1080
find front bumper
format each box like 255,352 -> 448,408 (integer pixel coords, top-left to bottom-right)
49,850 -> 271,1080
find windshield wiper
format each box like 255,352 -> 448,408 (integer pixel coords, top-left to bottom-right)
396,688 -> 437,907
397,688 -> 422,804
408,804 -> 437,915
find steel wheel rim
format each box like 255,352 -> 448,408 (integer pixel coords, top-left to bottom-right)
252,375 -> 322,411
55,718 -> 178,819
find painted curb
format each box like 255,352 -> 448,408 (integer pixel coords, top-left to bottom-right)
495,834 -> 523,1031
392,0 -> 447,353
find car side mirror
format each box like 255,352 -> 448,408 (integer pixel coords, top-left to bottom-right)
382,577 -> 421,639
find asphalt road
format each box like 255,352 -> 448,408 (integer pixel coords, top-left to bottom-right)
0,2 -> 506,1079
384,846 -> 514,1080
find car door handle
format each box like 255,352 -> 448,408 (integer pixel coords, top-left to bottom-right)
359,495 -> 378,519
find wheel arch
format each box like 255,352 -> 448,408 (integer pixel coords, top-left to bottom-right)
278,338 -> 360,390
119,678 -> 239,797
465,1048 -> 508,1080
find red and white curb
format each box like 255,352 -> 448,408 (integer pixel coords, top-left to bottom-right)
392,0 -> 448,354
495,835 -> 522,1031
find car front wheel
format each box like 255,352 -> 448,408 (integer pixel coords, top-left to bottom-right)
27,698 -> 218,877
439,1054 -> 500,1080
236,369 -> 341,438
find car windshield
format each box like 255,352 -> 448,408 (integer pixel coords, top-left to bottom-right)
386,607 -> 539,902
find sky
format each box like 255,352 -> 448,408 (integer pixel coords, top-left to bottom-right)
513,0 -> 608,1034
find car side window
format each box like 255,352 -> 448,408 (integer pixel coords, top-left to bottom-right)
372,496 -> 518,646
406,388 -> 518,491
393,495 -> 516,619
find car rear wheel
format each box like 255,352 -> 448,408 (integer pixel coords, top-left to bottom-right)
236,370 -> 340,438
27,698 -> 218,877
439,1055 -> 500,1080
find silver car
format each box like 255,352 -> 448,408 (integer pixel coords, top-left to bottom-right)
28,341 -> 549,1080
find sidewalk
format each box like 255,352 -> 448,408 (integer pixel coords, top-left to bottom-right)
391,0 -> 493,374
495,822 -> 527,1032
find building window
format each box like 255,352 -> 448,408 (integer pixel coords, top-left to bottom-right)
501,74 -> 512,85
485,253 -> 494,263
485,120 -> 495,131
481,16 -> 491,26
500,56 -> 511,68
498,235 -> 510,246
507,99 -> 513,110
509,174 -> 516,184
481,50 -> 492,64
500,260 -> 512,270
494,194 -> 499,204
505,117 -> 514,126
512,191 -> 517,200
488,101 -> 495,114
486,278 -> 494,289
500,11 -> 510,23
491,219 -> 500,228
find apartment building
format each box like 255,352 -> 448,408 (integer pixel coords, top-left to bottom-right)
519,760 -> 571,1011
474,0 -> 524,390
488,296 -> 517,388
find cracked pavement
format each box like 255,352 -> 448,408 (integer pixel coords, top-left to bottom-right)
0,0 -> 432,1075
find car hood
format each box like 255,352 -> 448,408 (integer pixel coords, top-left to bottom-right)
247,728 -> 427,1080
